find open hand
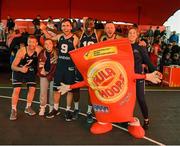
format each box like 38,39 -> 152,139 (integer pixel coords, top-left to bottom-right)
146,71 -> 162,84
57,83 -> 71,95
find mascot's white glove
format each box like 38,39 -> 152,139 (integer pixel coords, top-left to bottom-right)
146,71 -> 162,84
57,83 -> 71,95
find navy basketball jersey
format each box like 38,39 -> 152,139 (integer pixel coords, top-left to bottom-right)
101,34 -> 119,41
101,35 -> 108,41
18,48 -> 38,72
79,32 -> 98,47
57,35 -> 75,65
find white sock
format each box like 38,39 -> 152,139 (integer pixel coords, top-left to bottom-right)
66,106 -> 71,111
54,103 -> 59,110
12,105 -> 17,111
26,103 -> 31,108
87,105 -> 92,114
40,105 -> 46,109
74,102 -> 79,110
49,105 -> 53,112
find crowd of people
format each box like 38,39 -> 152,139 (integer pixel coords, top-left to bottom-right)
0,15 -> 178,131
141,26 -> 180,72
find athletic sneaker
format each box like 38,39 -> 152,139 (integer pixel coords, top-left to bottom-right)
24,107 -> 36,116
143,119 -> 150,130
86,113 -> 94,124
46,108 -> 60,118
39,108 -> 45,116
10,109 -> 17,121
65,110 -> 72,122
72,109 -> 80,120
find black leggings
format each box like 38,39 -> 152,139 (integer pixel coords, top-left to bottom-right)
136,79 -> 148,119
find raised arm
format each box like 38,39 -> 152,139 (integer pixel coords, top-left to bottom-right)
40,22 -> 61,41
73,34 -> 79,49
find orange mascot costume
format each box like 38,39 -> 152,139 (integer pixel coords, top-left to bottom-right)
61,38 -> 146,138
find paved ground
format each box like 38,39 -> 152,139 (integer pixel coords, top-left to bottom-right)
0,69 -> 180,145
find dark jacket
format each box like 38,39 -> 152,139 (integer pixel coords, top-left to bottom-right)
131,43 -> 156,74
37,49 -> 57,81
